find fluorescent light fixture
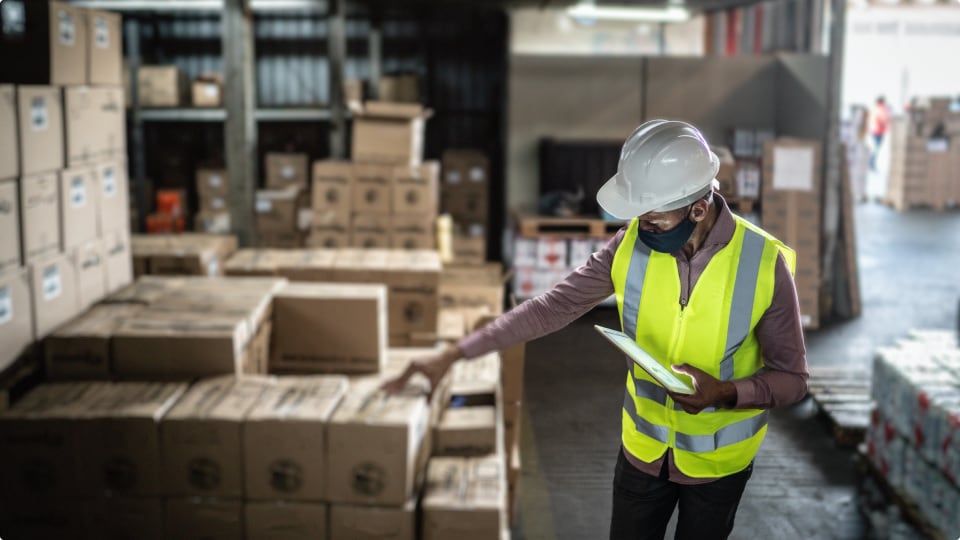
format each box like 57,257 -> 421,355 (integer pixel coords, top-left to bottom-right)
567,3 -> 691,23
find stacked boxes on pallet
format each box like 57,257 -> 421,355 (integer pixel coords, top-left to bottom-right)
254,152 -> 311,247
441,149 -> 490,263
887,100 -> 960,211
0,2 -> 132,380
308,102 -> 438,251
865,330 -> 960,539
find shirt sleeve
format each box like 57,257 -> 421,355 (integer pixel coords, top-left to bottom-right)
456,228 -> 624,359
731,252 -> 809,409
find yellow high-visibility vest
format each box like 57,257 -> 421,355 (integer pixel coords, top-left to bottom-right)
610,214 -> 795,478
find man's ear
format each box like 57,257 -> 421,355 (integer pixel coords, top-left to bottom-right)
690,200 -> 709,222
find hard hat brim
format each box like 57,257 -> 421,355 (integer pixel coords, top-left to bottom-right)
596,173 -> 657,220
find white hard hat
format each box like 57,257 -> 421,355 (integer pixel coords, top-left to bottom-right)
597,120 -> 720,219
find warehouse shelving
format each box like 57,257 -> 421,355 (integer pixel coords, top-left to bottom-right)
137,107 -> 344,122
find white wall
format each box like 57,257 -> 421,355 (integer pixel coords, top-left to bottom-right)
844,6 -> 960,114
511,7 -> 705,56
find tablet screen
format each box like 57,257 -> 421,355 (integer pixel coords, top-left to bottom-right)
596,325 -> 694,395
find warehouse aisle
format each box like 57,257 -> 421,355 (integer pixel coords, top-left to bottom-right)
511,203 -> 960,540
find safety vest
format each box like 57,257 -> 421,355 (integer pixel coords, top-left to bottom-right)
610,214 -> 796,478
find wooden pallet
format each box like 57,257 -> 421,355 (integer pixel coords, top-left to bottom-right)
856,447 -> 946,540
517,216 -> 627,238
807,366 -> 874,447
0,349 -> 42,412
883,198 -> 957,212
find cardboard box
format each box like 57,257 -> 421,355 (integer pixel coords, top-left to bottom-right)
453,232 -> 486,264
0,180 -> 20,273
266,152 -> 309,190
435,406 -> 498,456
195,210 -> 231,234
449,353 -> 501,402
17,86 -> 64,175
352,163 -> 393,214
103,228 -> 133,293
351,213 -> 391,249
64,86 -> 125,166
72,239 -> 107,312
191,79 -> 222,107
343,79 -> 364,111
258,230 -> 305,249
256,187 -> 301,234
60,166 -> 99,252
352,102 -> 429,166
138,65 -> 185,107
329,500 -> 416,540
439,264 -> 504,315
0,497 -> 89,539
378,75 -> 419,103
392,161 -> 439,215
270,283 -> 387,374
86,9 -> 123,86
0,85 -> 17,180
76,382 -> 188,496
735,162 -> 761,199
85,497 -> 164,540
44,303 -> 142,380
0,1 -> 87,85
442,188 -> 488,224
390,215 -> 435,250
0,382 -> 106,497
713,146 -> 736,198
442,149 -> 489,188
422,454 -> 507,540
535,237 -> 568,270
244,376 -> 348,500
0,268 -> 33,372
307,225 -> 350,249
326,379 -> 430,505
500,341 -> 525,403
311,160 -> 353,227
94,160 -> 129,236
246,501 -> 328,540
161,376 -> 271,497
30,253 -> 79,339
197,168 -> 228,202
164,498 -> 244,540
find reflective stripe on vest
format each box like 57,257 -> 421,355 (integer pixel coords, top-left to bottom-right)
675,411 -> 769,452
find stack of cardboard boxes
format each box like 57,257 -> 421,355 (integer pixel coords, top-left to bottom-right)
729,127 -> 773,202
0,2 -> 133,376
195,168 -> 231,234
254,152 -> 311,248
310,102 -> 438,251
441,149 -> 491,263
512,234 -> 609,300
761,138 -> 822,329
131,233 -> 238,277
887,99 -> 960,211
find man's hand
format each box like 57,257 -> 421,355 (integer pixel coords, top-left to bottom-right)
668,364 -> 737,414
380,344 -> 463,399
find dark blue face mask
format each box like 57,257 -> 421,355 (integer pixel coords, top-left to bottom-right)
636,207 -> 696,254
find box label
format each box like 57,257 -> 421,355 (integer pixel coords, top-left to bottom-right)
102,167 -> 117,197
0,286 -> 11,325
43,265 -> 62,301
256,199 -> 272,213
95,17 -> 110,48
209,175 -> 223,187
469,166 -> 485,183
282,165 -> 294,178
927,138 -> 949,153
30,97 -> 48,131
446,170 -> 462,184
58,9 -> 76,46
207,258 -> 219,277
1,1 -> 25,36
204,85 -> 218,98
772,147 -> 814,192
212,197 -> 225,210
70,176 -> 87,208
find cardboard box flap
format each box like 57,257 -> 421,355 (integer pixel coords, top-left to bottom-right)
331,379 -> 428,426
361,101 -> 432,120
82,382 -> 189,419
2,382 -> 111,419
165,376 -> 272,421
101,277 -> 186,305
247,375 -> 348,420
49,303 -> 143,338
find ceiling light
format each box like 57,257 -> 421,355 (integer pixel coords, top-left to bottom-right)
567,3 -> 691,23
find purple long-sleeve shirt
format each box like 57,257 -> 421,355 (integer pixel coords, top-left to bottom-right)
457,195 -> 808,484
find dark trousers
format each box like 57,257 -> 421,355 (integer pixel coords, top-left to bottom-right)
609,450 -> 753,540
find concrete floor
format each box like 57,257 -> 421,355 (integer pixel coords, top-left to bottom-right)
511,202 -> 960,540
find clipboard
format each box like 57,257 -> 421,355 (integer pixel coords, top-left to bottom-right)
594,325 -> 695,395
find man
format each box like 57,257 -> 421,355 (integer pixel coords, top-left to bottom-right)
869,96 -> 889,171
384,120 -> 808,540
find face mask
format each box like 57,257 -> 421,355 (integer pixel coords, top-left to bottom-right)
636,208 -> 696,254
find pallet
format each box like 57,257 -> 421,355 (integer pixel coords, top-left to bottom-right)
856,447 -> 946,540
0,349 -> 42,412
883,198 -> 957,212
726,197 -> 758,215
517,216 -> 627,238
807,366 -> 874,447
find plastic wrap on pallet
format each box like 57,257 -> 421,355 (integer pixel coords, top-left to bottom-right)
867,330 -> 960,539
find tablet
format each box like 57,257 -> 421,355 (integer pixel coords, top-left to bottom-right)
594,325 -> 695,395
